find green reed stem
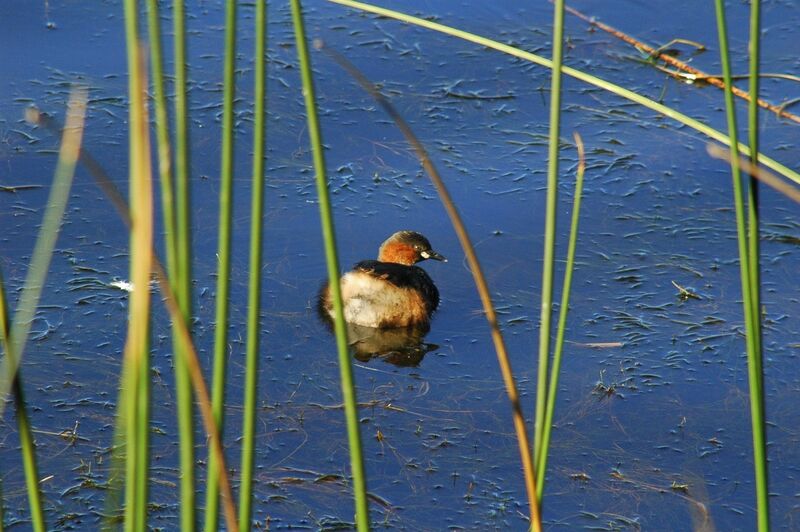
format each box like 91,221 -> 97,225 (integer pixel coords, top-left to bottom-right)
318,43 -> 541,530
534,0 -> 565,477
123,5 -> 156,528
326,0 -> 799,187
238,1 -> 266,529
0,272 -> 46,532
105,397 -> 127,529
121,357 -> 137,532
536,133 -> 584,500
713,2 -> 769,530
745,0 -> 763,423
171,0 -> 196,528
748,0 -> 762,172
173,2 -> 191,303
204,0 -> 237,528
747,0 -> 762,371
147,1 -> 196,527
121,3 -> 150,528
145,0 -> 177,275
748,0 -> 768,528
29,93 -> 239,532
289,3 -> 370,530
0,90 -> 85,416
11,378 -> 44,532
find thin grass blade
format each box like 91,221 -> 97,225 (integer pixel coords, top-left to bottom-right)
205,0 -> 238,527
534,0 -> 565,477
536,133 -> 585,498
288,3 -> 370,529
120,40 -> 155,532
170,0 -> 197,527
238,0 -> 267,529
712,2 -> 769,530
145,0 -> 197,527
746,0 -> 763,389
144,0 -> 177,274
0,89 -> 87,416
0,271 -> 46,532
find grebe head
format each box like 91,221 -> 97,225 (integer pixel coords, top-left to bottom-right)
377,231 -> 446,266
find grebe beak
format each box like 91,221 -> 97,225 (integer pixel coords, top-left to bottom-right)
421,250 -> 447,262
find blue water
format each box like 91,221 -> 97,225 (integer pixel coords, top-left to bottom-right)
1,0 -> 799,529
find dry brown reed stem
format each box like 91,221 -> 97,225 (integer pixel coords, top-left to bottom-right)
707,143 -> 800,204
148,254 -> 239,532
317,41 -> 542,530
28,110 -> 240,532
563,3 -> 800,125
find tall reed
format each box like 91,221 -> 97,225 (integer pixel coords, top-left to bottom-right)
713,1 -> 769,530
115,3 -> 237,526
17,25 -> 238,530
121,1 -> 154,526
205,0 -> 238,527
143,1 -> 197,526
0,244 -> 46,532
172,3 -> 192,307
537,134 -> 585,497
746,0 -> 764,410
144,0 -> 177,274
238,0 -> 267,529
534,0 -> 565,486
171,0 -> 197,527
747,0 -> 762,307
289,1 -> 370,529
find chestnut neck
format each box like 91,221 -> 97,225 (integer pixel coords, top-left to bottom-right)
378,242 -> 418,266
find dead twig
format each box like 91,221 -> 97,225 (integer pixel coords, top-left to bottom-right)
564,3 -> 800,125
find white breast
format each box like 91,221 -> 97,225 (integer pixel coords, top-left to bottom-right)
334,272 -> 427,328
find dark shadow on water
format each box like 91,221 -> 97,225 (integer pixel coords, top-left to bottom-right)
347,322 -> 438,367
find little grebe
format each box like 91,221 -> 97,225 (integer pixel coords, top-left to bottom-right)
318,230 -> 445,328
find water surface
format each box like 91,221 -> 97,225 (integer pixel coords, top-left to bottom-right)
1,0 -> 799,529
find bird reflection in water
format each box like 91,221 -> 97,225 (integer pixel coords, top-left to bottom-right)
346,322 -> 438,367
317,309 -> 438,366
